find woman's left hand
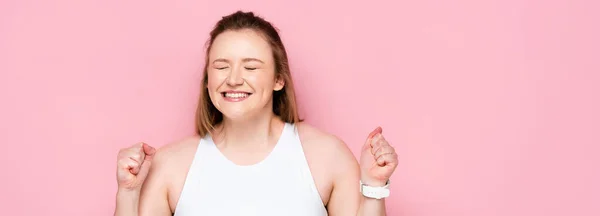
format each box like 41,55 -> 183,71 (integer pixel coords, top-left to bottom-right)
359,126 -> 399,186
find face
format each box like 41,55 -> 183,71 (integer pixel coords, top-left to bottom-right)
206,29 -> 285,120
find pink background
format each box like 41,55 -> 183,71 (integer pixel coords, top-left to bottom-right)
1,0 -> 599,215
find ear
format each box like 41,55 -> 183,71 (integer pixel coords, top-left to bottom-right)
274,76 -> 285,91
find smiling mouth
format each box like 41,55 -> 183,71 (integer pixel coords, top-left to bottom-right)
222,92 -> 252,99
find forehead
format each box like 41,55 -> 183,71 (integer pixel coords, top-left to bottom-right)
209,29 -> 273,62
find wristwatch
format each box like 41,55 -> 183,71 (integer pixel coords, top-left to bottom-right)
360,180 -> 390,199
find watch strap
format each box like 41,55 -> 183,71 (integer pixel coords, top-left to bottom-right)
360,180 -> 390,199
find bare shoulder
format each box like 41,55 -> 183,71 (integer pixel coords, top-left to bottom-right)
297,123 -> 354,155
295,123 -> 360,205
150,136 -> 202,211
143,135 -> 201,187
153,136 -> 201,169
296,122 -> 359,177
139,136 -> 201,215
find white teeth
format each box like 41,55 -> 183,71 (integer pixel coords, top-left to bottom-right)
224,93 -> 249,98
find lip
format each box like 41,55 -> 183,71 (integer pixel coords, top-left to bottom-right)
221,90 -> 252,94
221,90 -> 252,102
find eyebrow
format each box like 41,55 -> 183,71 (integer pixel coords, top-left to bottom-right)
212,58 -> 264,64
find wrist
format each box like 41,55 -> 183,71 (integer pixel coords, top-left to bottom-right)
115,187 -> 141,216
360,177 -> 388,187
117,188 -> 140,200
360,179 -> 391,200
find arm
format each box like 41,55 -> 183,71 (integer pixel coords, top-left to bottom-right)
356,183 -> 388,216
325,142 -> 388,216
137,147 -> 171,216
114,189 -> 141,216
114,143 -> 172,216
327,127 -> 397,216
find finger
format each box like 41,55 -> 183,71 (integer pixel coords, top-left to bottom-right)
367,126 -> 383,140
369,129 -> 384,148
370,139 -> 381,154
122,143 -> 144,161
371,133 -> 387,147
127,142 -> 144,153
376,152 -> 398,167
131,163 -> 141,174
376,154 -> 387,166
134,142 -> 150,160
127,150 -> 144,164
371,137 -> 387,154
118,157 -> 139,169
142,143 -> 156,161
375,145 -> 395,159
118,158 -> 140,174
137,158 -> 153,181
363,127 -> 383,151
376,152 -> 395,166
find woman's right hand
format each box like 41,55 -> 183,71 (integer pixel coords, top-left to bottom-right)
116,142 -> 156,191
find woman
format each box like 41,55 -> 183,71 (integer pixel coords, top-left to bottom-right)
115,11 -> 398,216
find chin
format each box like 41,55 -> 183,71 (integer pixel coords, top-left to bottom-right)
212,97 -> 269,121
218,107 -> 253,121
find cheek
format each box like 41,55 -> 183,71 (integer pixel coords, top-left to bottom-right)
246,73 -> 275,88
206,71 -> 225,89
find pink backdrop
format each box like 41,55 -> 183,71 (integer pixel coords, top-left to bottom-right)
1,0 -> 599,215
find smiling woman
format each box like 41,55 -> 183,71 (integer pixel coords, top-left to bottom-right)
114,11 -> 399,216
203,29 -> 286,122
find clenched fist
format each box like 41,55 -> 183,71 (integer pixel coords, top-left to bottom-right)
116,142 -> 156,191
359,127 -> 398,186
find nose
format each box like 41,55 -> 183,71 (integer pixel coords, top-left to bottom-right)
226,66 -> 244,86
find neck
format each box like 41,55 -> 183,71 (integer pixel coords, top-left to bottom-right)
215,112 -> 285,150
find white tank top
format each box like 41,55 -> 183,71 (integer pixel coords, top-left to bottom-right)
174,123 -> 328,216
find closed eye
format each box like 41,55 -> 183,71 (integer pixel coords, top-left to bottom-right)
245,67 -> 257,71
216,66 -> 229,70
